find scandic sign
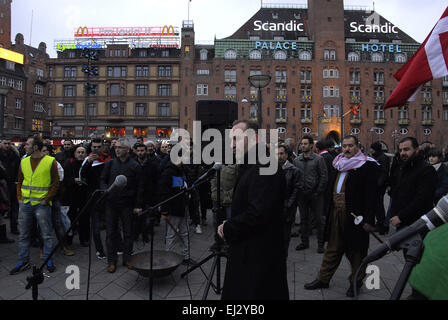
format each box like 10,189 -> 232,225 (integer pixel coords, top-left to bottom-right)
74,26 -> 178,38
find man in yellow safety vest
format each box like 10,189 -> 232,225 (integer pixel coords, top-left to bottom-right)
10,136 -> 60,275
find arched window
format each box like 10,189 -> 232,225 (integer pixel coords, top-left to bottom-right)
395,53 -> 406,63
372,52 -> 383,62
224,49 -> 237,60
249,50 -> 261,60
200,49 -> 208,61
347,52 -> 360,62
274,50 -> 287,60
299,50 -> 312,61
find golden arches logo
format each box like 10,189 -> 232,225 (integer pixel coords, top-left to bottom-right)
76,26 -> 89,37
161,25 -> 175,36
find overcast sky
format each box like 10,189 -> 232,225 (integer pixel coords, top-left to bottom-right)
11,0 -> 447,58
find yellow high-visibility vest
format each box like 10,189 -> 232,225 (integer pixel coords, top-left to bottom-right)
21,155 -> 54,206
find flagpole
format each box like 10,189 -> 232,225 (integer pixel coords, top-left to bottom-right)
340,96 -> 344,140
188,0 -> 190,21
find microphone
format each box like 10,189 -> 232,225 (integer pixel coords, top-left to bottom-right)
363,195 -> 448,264
193,163 -> 222,186
106,175 -> 127,194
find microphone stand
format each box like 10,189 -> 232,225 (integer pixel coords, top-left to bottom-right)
139,175 -> 214,300
25,189 -> 107,300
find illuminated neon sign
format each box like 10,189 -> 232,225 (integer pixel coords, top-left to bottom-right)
0,48 -> 24,64
255,41 -> 298,50
74,25 -> 178,38
56,42 -> 105,52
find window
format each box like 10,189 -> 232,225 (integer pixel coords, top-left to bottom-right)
323,68 -> 339,78
68,51 -> 76,58
350,71 -> 361,84
300,86 -> 312,98
350,87 -> 361,98
109,102 -> 125,116
224,49 -> 237,60
37,69 -> 44,77
110,84 -> 124,96
14,118 -> 22,130
6,61 -> 15,70
250,104 -> 258,119
300,69 -> 312,83
274,50 -> 287,60
224,69 -> 237,82
114,49 -> 121,57
16,80 -> 23,91
299,51 -> 312,61
398,106 -> 408,119
33,102 -> 44,112
158,84 -> 171,96
87,103 -> 97,117
372,52 -> 384,62
158,103 -> 171,117
32,119 -> 43,132
139,50 -> 147,57
49,67 -> 53,78
196,69 -> 210,75
197,84 -> 208,96
275,69 -> 287,83
324,49 -> 336,61
136,65 -> 149,77
224,85 -> 236,95
200,49 -> 208,61
15,99 -> 22,110
8,78 -> 14,87
136,84 -> 148,97
275,104 -> 287,119
374,72 -> 385,85
249,50 -> 261,60
35,84 -> 44,95
443,107 -> 448,121
422,106 -> 432,120
63,104 -> 75,116
301,105 -> 312,119
1,76 -> 5,86
158,65 -> 172,77
323,86 -> 339,97
107,66 -> 127,77
250,69 -> 262,77
323,104 -> 340,117
161,50 -> 170,57
135,103 -> 147,116
348,52 -> 360,62
374,106 -> 385,120
64,66 -> 77,78
374,87 -> 385,98
63,85 -> 76,97
395,53 -> 406,63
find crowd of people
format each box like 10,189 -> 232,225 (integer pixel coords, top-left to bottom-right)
1,125 -> 447,300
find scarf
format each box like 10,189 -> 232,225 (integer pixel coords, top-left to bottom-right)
333,150 -> 378,172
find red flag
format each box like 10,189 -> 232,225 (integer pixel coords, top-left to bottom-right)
384,7 -> 448,109
321,103 -> 327,117
351,104 -> 360,116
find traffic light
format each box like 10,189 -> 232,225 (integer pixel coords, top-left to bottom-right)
85,83 -> 97,95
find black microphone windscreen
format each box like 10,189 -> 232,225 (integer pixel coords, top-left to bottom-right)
436,195 -> 448,222
213,162 -> 223,171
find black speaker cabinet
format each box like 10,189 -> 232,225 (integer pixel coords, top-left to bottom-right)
196,100 -> 238,133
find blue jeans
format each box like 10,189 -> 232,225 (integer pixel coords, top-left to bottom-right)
18,202 -> 55,263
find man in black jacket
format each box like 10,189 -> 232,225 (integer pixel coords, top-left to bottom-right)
55,139 -> 74,168
305,135 -> 379,297
218,120 -> 288,300
101,138 -> 144,273
389,137 -> 437,230
370,141 -> 391,235
278,144 -> 300,258
0,138 -> 20,234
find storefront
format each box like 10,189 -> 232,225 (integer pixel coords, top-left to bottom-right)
105,127 -> 126,138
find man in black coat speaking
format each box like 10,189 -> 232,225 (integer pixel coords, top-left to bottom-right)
217,120 -> 288,300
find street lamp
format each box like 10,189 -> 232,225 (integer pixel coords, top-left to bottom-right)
248,74 -> 271,128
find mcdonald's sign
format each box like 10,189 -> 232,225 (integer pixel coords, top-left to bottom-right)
75,26 -> 90,37
161,25 -> 175,36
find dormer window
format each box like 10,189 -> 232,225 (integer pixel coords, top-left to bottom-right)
200,49 -> 208,61
272,13 -> 278,19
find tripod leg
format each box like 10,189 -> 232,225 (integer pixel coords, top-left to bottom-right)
216,254 -> 221,294
202,254 -> 219,300
180,252 -> 215,278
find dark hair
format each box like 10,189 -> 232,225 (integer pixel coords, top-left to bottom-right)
134,143 -> 146,150
232,119 -> 259,131
342,135 -> 359,145
428,148 -> 443,159
315,139 -> 326,151
92,138 -> 102,144
301,135 -> 314,145
31,137 -> 44,151
370,141 -> 383,153
43,143 -> 54,156
399,137 -> 419,149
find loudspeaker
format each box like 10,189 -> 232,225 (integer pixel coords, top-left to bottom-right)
196,100 -> 238,133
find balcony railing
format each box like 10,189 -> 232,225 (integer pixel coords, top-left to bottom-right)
300,95 -> 312,103
350,96 -> 361,104
275,77 -> 287,83
275,95 -> 287,102
275,117 -> 287,124
300,79 -> 312,84
350,118 -> 362,124
349,80 -> 360,85
374,97 -> 385,104
422,97 -> 433,105
374,118 -> 386,125
373,81 -> 384,85
398,118 -> 410,125
250,94 -> 258,101
301,118 -> 312,124
421,119 -> 434,126
224,77 -> 237,83
225,94 -> 236,101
